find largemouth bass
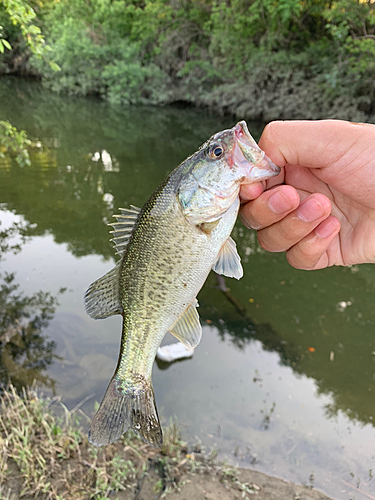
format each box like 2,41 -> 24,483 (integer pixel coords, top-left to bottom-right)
84,121 -> 279,447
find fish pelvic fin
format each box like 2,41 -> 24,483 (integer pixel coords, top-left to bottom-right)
88,375 -> 163,448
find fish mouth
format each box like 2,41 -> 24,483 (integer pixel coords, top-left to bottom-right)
233,121 -> 280,183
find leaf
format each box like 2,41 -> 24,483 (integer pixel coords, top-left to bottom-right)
2,39 -> 11,50
49,61 -> 61,72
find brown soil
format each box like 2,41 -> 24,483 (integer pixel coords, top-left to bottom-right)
137,466 -> 332,500
0,387 -> 333,500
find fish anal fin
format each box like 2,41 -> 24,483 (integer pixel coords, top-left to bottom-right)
84,261 -> 122,319
169,299 -> 202,348
89,376 -> 162,448
212,236 -> 243,280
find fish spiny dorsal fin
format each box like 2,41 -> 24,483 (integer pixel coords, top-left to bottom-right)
169,299 -> 202,348
109,205 -> 142,257
84,261 -> 122,319
212,237 -> 243,280
84,205 -> 142,319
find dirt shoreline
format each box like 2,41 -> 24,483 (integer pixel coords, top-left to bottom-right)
0,386 -> 333,500
138,465 -> 333,500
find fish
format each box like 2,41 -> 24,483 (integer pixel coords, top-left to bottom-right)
84,120 -> 280,447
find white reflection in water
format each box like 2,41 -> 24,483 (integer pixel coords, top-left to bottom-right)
91,150 -> 120,172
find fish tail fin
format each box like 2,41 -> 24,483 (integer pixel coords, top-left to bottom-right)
88,375 -> 163,448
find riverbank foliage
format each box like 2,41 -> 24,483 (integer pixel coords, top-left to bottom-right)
0,0 -> 375,121
0,120 -> 31,166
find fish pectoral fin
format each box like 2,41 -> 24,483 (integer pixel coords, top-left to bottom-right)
212,237 -> 243,280
169,299 -> 202,348
198,219 -> 220,235
89,375 -> 162,448
84,261 -> 122,319
108,205 -> 142,257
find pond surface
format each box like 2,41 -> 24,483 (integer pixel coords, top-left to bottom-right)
1,77 -> 375,500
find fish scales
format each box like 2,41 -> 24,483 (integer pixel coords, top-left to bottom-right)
118,173 -> 238,380
84,120 -> 280,447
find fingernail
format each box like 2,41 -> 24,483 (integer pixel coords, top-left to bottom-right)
316,218 -> 338,238
297,198 -> 325,222
268,191 -> 293,214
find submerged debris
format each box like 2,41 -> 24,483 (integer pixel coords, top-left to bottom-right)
156,342 -> 194,363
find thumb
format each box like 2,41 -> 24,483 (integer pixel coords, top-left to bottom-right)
258,119 -> 373,172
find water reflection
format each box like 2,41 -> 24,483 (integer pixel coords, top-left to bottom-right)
0,78 -> 374,429
2,77 -> 375,498
0,78 -> 251,260
198,268 -> 375,429
0,220 -> 59,391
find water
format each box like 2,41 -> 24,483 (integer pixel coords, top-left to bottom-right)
0,77 -> 375,499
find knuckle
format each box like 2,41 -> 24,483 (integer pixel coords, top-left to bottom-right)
240,212 -> 261,230
286,251 -> 313,270
257,231 -> 272,251
286,241 -> 320,269
276,220 -> 293,242
257,230 -> 286,253
296,241 -> 317,259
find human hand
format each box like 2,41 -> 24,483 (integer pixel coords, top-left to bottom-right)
240,120 -> 375,269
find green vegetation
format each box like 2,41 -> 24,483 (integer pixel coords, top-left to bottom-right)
0,385 -> 258,499
0,385 -> 139,498
1,0 -> 375,121
0,120 -> 31,166
0,0 -> 58,166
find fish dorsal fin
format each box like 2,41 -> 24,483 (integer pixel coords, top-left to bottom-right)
84,261 -> 122,319
169,299 -> 202,348
85,205 -> 141,319
212,237 -> 243,280
109,205 -> 142,257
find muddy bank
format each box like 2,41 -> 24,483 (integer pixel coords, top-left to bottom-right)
0,386 -> 333,500
139,466 -> 332,500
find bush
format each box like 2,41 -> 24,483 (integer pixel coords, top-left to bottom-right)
0,120 -> 31,166
30,13 -> 171,104
2,0 -> 375,120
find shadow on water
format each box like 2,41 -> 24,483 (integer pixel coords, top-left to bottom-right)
0,219 -> 59,391
199,274 -> 301,364
0,77 -> 375,433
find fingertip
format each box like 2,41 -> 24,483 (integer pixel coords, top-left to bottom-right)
239,185 -> 300,231
297,193 -> 332,223
258,121 -> 288,167
240,182 -> 265,202
315,215 -> 340,239
286,215 -> 340,270
267,185 -> 300,213
313,193 -> 332,212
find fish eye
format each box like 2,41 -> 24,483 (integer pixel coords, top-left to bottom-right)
209,144 -> 224,159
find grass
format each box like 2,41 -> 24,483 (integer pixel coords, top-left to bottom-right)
0,385 -> 145,499
0,385 -> 257,499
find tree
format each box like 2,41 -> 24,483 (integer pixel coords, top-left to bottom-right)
0,0 -> 59,166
